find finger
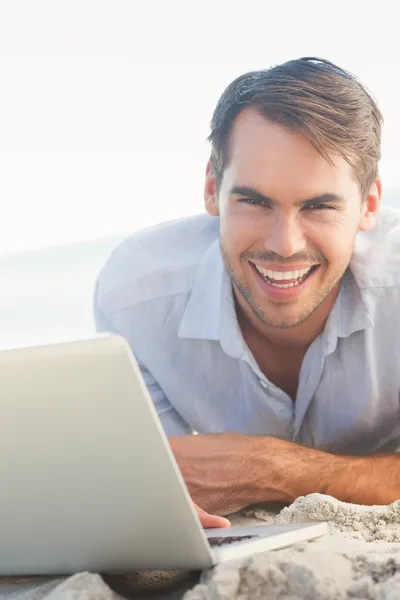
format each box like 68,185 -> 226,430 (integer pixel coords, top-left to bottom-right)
194,503 -> 231,529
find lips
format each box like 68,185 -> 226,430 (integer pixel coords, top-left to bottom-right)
252,263 -> 318,287
250,261 -> 320,301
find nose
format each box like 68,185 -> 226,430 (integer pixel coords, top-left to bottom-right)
264,213 -> 307,258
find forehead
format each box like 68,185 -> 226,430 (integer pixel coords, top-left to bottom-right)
223,108 -> 358,199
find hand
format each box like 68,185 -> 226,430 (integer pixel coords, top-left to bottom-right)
171,433 -> 338,513
194,503 -> 231,529
170,433 -> 266,515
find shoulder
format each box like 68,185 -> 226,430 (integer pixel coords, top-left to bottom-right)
95,213 -> 219,315
351,206 -> 400,289
349,206 -> 400,335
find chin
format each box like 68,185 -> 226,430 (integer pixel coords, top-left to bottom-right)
259,314 -> 310,330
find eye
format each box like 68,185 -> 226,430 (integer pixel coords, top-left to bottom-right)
238,198 -> 268,206
305,203 -> 335,211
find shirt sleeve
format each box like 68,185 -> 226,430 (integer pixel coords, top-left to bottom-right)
93,284 -> 191,436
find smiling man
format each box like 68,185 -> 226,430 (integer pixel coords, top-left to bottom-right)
94,57 -> 400,527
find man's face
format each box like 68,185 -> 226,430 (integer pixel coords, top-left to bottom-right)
205,109 -> 380,330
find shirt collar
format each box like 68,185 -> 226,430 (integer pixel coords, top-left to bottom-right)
321,267 -> 374,355
178,240 -> 247,359
178,240 -> 224,342
178,239 -> 374,357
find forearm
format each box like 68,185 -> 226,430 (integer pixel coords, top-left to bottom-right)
253,437 -> 400,506
169,432 -> 400,516
322,452 -> 400,505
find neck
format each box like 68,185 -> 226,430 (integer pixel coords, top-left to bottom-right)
235,285 -> 341,349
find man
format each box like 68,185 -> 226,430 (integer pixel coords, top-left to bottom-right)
94,57 -> 400,529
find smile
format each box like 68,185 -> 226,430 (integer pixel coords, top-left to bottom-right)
252,264 -> 318,288
249,261 -> 320,300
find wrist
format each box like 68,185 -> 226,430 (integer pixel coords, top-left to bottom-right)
245,436 -> 296,503
249,437 -> 348,503
286,444 -> 353,500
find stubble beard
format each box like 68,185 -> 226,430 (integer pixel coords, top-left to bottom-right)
219,241 -> 351,330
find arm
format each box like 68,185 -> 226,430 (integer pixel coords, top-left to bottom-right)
170,434 -> 400,515
253,437 -> 400,506
93,284 -> 229,527
93,282 -> 190,436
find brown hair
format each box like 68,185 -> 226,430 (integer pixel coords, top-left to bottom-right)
208,57 -> 383,197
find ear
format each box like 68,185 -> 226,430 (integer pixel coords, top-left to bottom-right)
204,160 -> 219,217
359,178 -> 381,232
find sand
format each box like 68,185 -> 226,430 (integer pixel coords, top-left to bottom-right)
184,494 -> 400,600
3,493 -> 400,599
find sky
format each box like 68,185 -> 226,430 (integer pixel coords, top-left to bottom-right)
0,0 -> 399,254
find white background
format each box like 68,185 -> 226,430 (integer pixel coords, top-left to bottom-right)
1,0 -> 399,255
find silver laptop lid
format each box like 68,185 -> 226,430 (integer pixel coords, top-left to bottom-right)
0,334 -> 212,573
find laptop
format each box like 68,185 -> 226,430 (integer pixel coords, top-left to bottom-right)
0,334 -> 327,574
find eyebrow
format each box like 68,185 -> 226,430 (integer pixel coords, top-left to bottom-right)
229,186 -> 346,207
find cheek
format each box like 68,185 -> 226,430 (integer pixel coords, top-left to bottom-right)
303,212 -> 357,250
307,229 -> 356,269
220,212 -> 261,255
221,209 -> 359,265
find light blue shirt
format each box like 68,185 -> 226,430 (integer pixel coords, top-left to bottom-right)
93,207 -> 400,454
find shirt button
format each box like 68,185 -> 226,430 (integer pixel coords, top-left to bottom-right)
260,379 -> 268,388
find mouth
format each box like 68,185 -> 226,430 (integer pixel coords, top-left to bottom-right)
249,261 -> 321,300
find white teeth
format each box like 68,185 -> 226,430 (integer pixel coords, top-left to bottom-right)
254,265 -> 313,279
269,282 -> 295,288
253,263 -> 316,287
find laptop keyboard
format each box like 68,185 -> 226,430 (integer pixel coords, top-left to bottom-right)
208,534 -> 259,547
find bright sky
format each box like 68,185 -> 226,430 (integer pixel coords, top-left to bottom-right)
1,0 -> 399,254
